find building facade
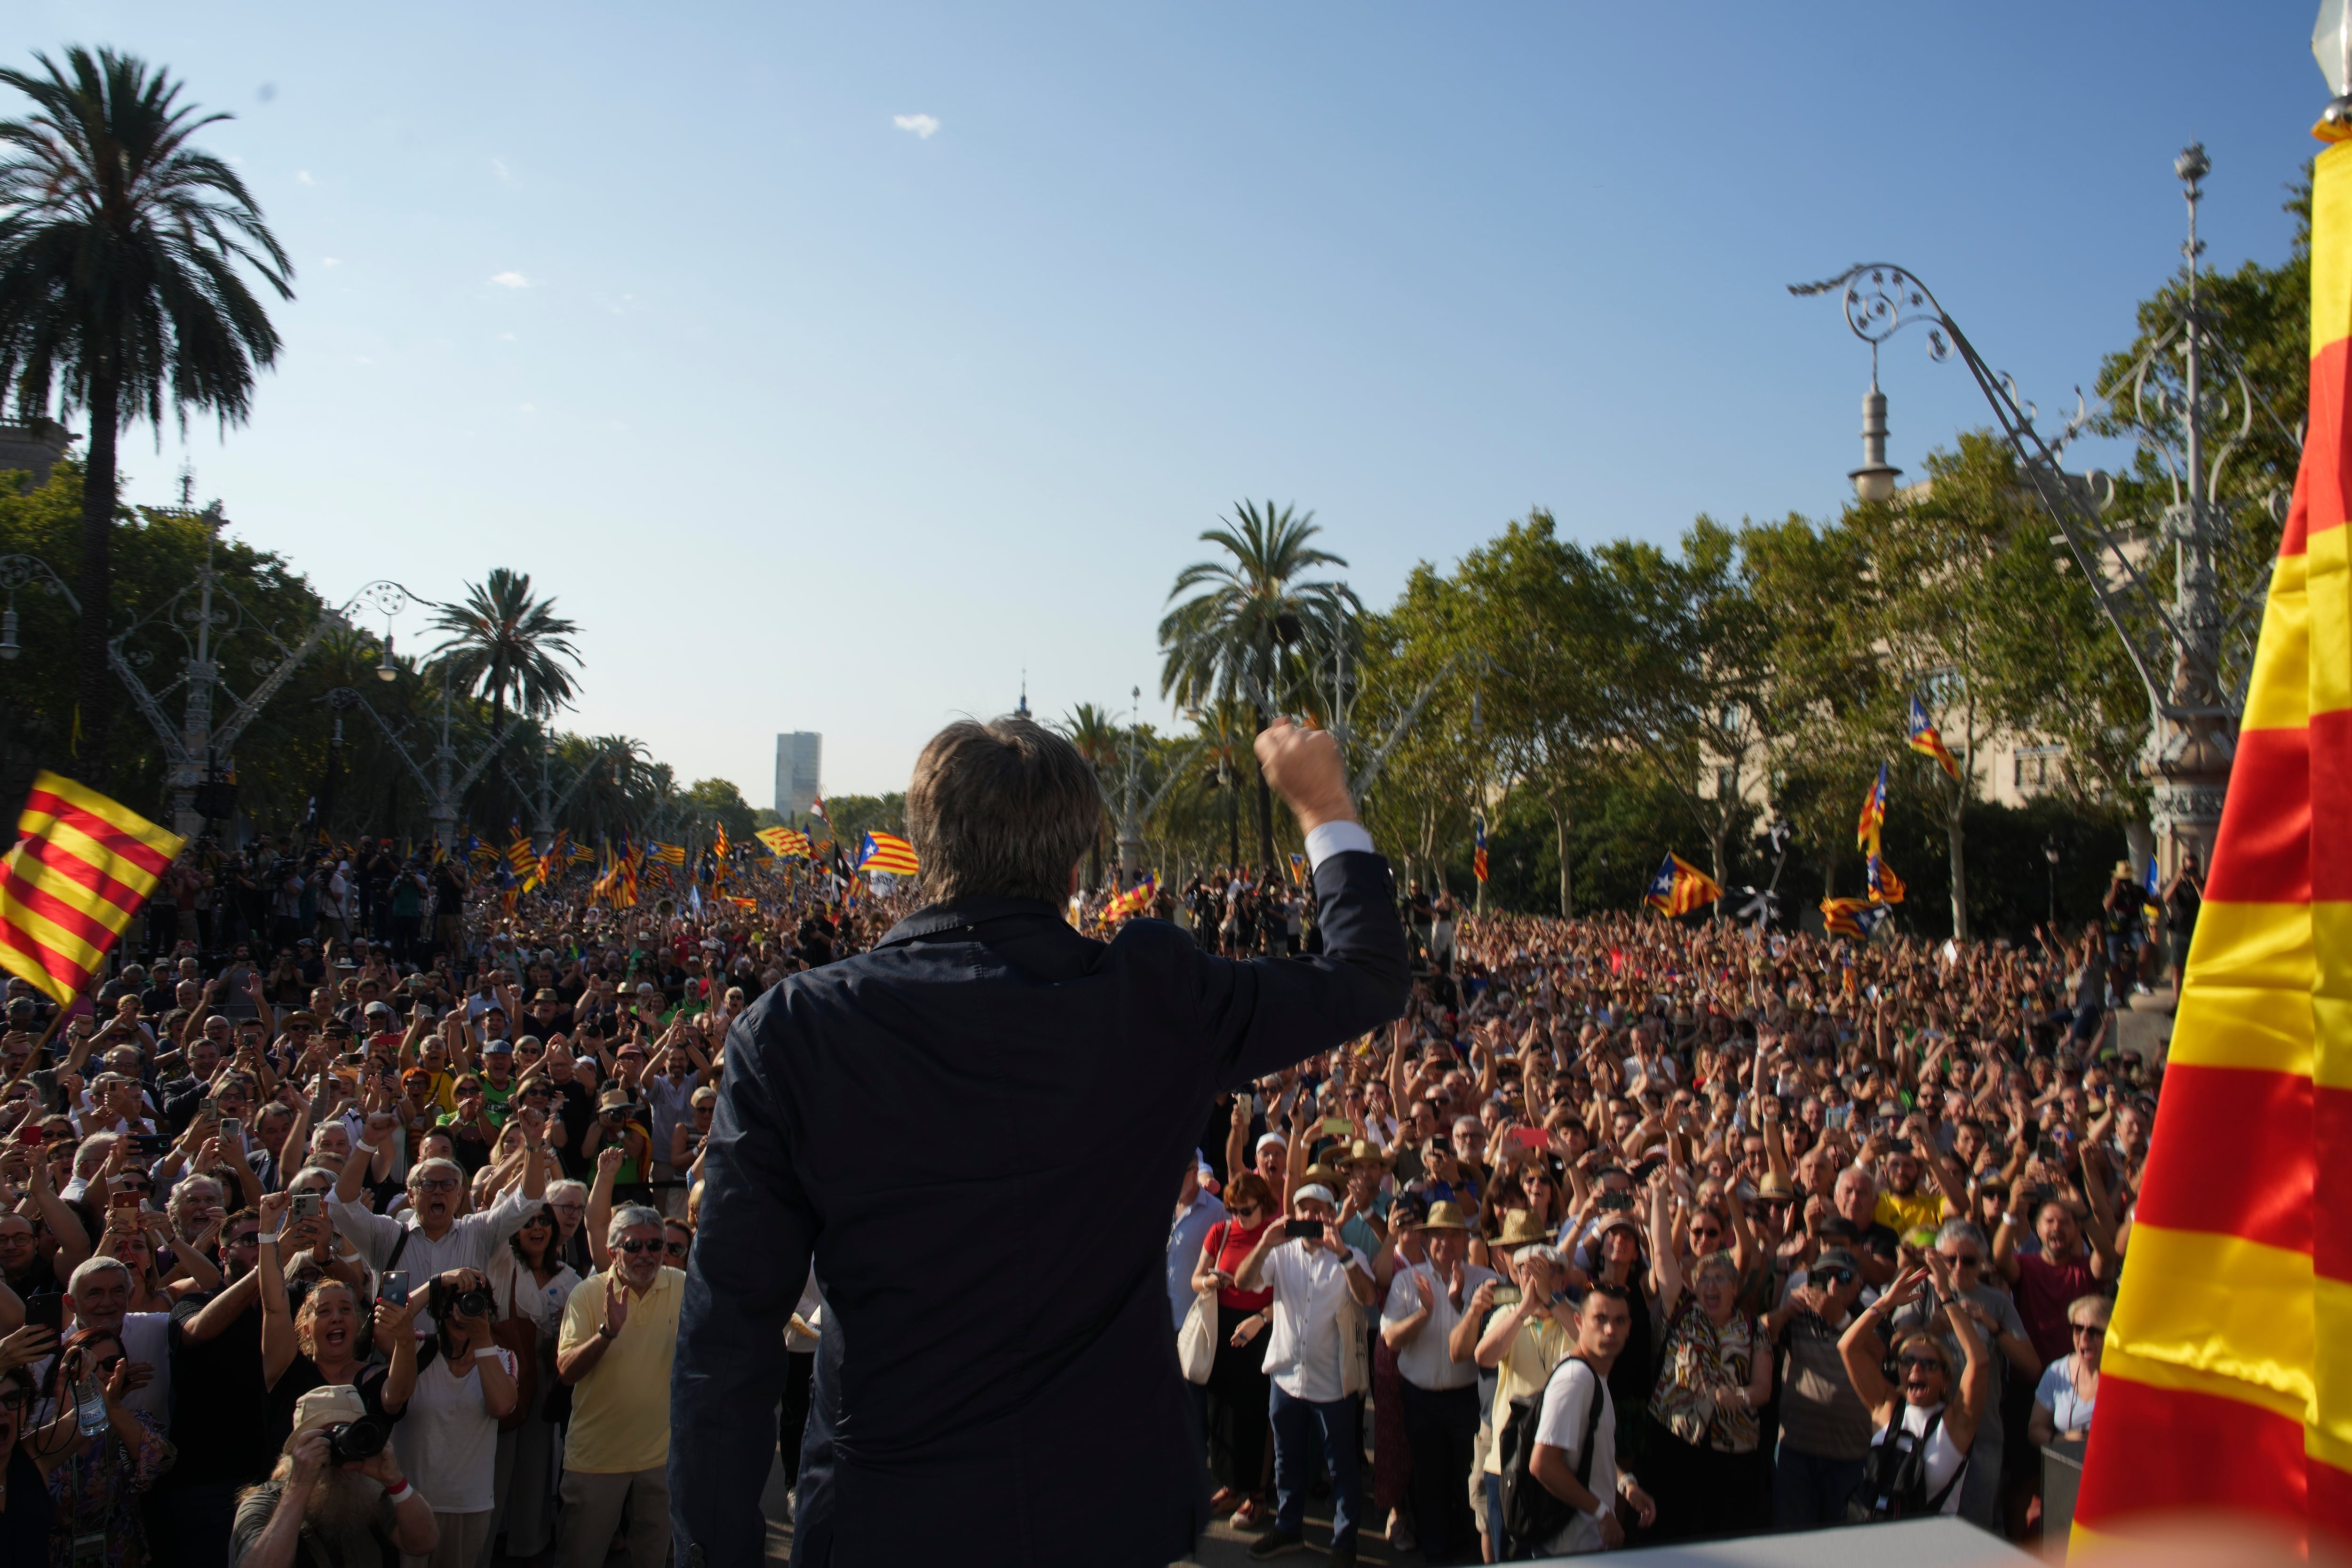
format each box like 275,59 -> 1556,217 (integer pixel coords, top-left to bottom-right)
774,732 -> 822,817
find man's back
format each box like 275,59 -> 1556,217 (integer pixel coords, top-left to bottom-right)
675,854 -> 1406,1566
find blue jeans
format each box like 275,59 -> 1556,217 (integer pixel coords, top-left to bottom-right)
1773,1442 -> 1865,1530
1270,1384 -> 1362,1546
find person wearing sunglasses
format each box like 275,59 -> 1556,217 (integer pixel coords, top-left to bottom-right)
1837,1254 -> 1993,1520
1761,1247 -> 1872,1528
1887,1219 -> 2040,1533
554,1206 -> 681,1568
2028,1294 -> 2110,1449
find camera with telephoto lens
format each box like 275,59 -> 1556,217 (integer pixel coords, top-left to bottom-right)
431,1274 -> 493,1320
324,1418 -> 386,1463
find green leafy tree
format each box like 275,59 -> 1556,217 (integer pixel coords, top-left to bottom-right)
0,48 -> 291,778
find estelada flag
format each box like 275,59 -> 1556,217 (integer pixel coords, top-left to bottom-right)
1642,852 -> 1720,918
1907,694 -> 1961,780
1819,895 -> 1889,941
1855,763 -> 1887,853
1866,851 -> 1905,906
858,831 -> 919,876
1473,818 -> 1489,884
2072,126 -> 2352,1548
0,773 -> 183,1003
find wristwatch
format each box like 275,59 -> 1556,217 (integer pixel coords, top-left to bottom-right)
596,1322 -> 617,1340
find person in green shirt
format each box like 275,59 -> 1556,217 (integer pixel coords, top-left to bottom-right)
478,1037 -> 519,1124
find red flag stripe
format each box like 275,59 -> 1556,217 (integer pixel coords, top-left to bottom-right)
0,867 -> 123,957
2077,1375 -> 2312,1525
18,790 -> 175,877
2317,710 -> 2352,904
2202,725 -> 2313,904
0,923 -> 94,994
2298,336 -> 2350,545
2131,1064 -> 2313,1254
12,835 -> 149,918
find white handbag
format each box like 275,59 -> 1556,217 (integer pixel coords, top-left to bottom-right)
1178,1285 -> 1218,1384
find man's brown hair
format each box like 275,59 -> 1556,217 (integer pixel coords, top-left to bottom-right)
906,717 -> 1103,905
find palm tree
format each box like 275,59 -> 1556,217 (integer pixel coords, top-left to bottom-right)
426,568 -> 582,731
0,48 -> 292,777
1159,501 -> 1356,874
1058,702 -> 1125,890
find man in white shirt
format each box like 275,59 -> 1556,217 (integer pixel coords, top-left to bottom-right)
1531,1283 -> 1656,1556
1379,1200 -> 1493,1563
329,1113 -> 548,1332
1234,1182 -> 1377,1566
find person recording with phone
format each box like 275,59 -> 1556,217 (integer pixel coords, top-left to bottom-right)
1377,1200 -> 1491,1565
32,1324 -> 174,1562
389,1269 -> 517,1568
1233,1183 -> 1379,1566
257,1190 -> 420,1454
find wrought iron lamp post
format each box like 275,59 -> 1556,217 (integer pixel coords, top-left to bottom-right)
1792,148 -> 2283,878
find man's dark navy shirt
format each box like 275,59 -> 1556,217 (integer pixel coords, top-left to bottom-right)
671,846 -> 1409,1567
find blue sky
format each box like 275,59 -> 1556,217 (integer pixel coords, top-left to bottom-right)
9,1 -> 2327,796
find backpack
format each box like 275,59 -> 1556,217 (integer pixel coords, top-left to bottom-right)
1846,1405 -> 1967,1522
1500,1354 -> 1604,1556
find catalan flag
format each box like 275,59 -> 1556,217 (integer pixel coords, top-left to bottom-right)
0,773 -> 184,1004
1287,851 -> 1307,886
1819,895 -> 1889,941
1907,694 -> 1961,780
1103,875 -> 1159,925
1643,852 -> 1720,918
858,830 -> 919,876
1855,762 -> 1887,854
1865,850 -> 1905,906
505,820 -> 534,883
1472,818 -> 1489,884
758,826 -> 812,860
650,841 -> 687,868
2072,124 -> 2352,1549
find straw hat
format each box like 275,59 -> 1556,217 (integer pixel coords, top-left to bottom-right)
1496,1208 -> 1550,1247
1420,1201 -> 1470,1233
1340,1138 -> 1391,1169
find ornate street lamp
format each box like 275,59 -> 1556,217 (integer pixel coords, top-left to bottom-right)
1792,148 -> 2287,879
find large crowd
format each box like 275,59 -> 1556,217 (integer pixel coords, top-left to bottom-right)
0,824 -> 2162,1568
1164,872 -> 2158,1562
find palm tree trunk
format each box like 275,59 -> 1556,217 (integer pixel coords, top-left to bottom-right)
77,374 -> 119,783
1251,707 -> 1275,876
1550,794 -> 1573,917
1948,788 -> 1969,940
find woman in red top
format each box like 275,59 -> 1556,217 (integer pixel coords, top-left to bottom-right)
1192,1171 -> 1277,1526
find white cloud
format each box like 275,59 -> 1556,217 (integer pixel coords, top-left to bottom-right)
490,271 -> 530,289
498,331 -> 517,341
321,257 -> 342,268
893,113 -> 939,139
295,169 -> 315,185
492,158 -> 514,184
519,403 -> 535,413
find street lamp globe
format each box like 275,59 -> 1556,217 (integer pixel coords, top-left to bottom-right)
2320,0 -> 2352,102
0,607 -> 19,661
375,632 -> 397,682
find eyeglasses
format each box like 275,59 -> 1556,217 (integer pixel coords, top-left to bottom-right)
412,1177 -> 459,1194
1688,1225 -> 1724,1241
616,1238 -> 663,1255
663,1240 -> 688,1256
1813,1267 -> 1856,1286
0,1389 -> 28,1411
1939,1252 -> 1983,1268
226,1233 -> 261,1249
2071,1323 -> 2107,1341
1898,1353 -> 1949,1371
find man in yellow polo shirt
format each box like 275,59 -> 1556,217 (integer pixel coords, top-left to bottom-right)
556,1203 -> 684,1568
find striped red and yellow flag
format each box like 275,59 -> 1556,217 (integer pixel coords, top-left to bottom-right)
0,772 -> 184,1003
2072,129 -> 2352,1548
857,830 -> 919,876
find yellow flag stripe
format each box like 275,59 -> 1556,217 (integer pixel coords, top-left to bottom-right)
2166,901 -> 2317,1077
2244,550 -> 2312,730
25,770 -> 184,860
15,808 -> 174,902
2109,1224 -> 2316,1415
2315,141 -> 2352,355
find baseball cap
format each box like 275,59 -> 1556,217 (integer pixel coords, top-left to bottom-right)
1291,1184 -> 1336,1209
483,1039 -> 513,1056
284,1384 -> 366,1454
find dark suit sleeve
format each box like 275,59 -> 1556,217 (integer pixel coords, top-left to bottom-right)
1210,849 -> 1411,1088
671,1003 -> 818,1568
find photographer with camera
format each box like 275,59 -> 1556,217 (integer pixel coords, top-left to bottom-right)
1761,1246 -> 1874,1528
579,1088 -> 649,1209
328,1105 -> 548,1334
388,1267 -> 517,1568
230,1384 -> 438,1568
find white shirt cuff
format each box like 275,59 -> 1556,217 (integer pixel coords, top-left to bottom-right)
1303,820 -> 1375,872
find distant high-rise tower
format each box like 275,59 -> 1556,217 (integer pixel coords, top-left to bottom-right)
774,732 -> 822,817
